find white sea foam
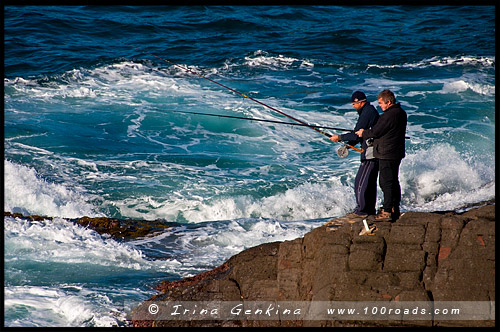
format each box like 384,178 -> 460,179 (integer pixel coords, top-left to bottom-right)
5,55 -> 494,105
367,55 -> 495,69
5,216 -> 145,269
427,55 -> 495,68
400,143 -> 495,212
4,213 -> 183,327
115,178 -> 354,223
129,216 -> 325,278
4,61 -> 212,103
244,50 -> 314,70
4,160 -> 99,218
5,58 -> 495,221
126,109 -> 147,137
365,56 -> 495,97
4,285 -> 127,327
439,79 -> 495,96
364,76 -> 494,97
185,218 -> 323,259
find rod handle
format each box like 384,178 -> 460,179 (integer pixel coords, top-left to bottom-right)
346,144 -> 364,153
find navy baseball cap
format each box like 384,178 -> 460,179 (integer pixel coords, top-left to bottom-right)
351,91 -> 367,103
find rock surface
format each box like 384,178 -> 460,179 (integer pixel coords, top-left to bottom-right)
131,204 -> 495,327
4,212 -> 172,239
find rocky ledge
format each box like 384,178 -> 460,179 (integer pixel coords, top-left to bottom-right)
4,212 -> 172,239
131,203 -> 495,327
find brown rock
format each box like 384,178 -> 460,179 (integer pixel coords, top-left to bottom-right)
131,203 -> 495,328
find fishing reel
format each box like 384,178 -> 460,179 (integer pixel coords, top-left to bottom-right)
336,144 -> 349,158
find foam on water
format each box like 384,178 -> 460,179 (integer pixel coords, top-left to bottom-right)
400,143 -> 495,212
244,50 -> 315,70
4,54 -> 495,223
129,216 -> 325,276
439,78 -> 494,96
5,216 -> 150,269
4,285 -> 127,327
364,76 -> 494,98
5,136 -> 494,225
4,160 -> 99,218
4,213 -> 189,327
109,139 -> 495,222
367,55 -> 495,70
113,178 -> 353,223
5,61 -> 219,106
4,194 -> 329,327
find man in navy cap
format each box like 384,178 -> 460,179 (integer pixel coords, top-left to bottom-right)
331,91 -> 379,219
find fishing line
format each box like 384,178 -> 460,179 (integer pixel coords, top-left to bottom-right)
173,110 -> 411,139
171,109 -> 355,132
122,42 -> 364,154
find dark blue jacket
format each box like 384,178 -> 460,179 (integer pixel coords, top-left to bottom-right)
340,102 -> 379,161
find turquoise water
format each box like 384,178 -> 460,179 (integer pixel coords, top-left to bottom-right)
4,6 -> 495,326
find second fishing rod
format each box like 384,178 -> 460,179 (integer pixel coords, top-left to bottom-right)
123,42 -> 364,154
171,109 -> 356,132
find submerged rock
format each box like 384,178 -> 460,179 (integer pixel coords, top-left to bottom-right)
131,203 -> 495,327
4,212 -> 172,239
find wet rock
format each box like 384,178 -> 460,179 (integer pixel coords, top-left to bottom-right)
131,203 -> 495,327
4,212 -> 171,239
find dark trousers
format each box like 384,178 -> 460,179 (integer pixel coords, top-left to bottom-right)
354,159 -> 379,215
378,159 -> 402,216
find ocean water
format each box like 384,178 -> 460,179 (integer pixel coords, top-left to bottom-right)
4,5 -> 495,327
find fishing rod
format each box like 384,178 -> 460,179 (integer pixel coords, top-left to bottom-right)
173,109 -> 409,159
121,42 -> 364,154
171,109 -> 355,132
174,110 -> 412,138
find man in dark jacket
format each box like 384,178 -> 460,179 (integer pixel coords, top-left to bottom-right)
355,89 -> 407,222
331,91 -> 379,218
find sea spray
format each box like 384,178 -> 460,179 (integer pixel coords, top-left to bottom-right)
4,160 -> 99,218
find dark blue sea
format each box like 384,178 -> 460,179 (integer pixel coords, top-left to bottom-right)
4,5 -> 495,327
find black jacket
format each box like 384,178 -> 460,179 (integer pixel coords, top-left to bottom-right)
340,102 -> 379,161
361,103 -> 407,160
